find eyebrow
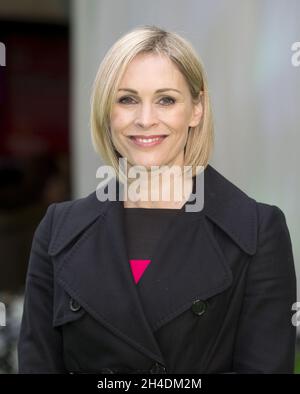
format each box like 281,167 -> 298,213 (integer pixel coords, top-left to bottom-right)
118,88 -> 182,95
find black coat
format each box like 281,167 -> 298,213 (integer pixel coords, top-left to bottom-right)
18,164 -> 297,374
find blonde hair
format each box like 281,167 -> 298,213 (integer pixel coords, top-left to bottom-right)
90,24 -> 214,181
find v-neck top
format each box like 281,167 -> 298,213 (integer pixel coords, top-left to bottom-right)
123,207 -> 182,284
122,173 -> 202,285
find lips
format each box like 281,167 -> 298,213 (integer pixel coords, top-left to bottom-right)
129,135 -> 168,148
130,134 -> 168,138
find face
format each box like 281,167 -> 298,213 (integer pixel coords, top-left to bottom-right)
110,53 -> 203,172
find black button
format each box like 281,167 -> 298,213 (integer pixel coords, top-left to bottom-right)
150,362 -> 167,374
69,298 -> 81,312
191,299 -> 207,316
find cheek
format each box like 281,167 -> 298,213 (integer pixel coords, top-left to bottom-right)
110,109 -> 131,131
163,108 -> 190,130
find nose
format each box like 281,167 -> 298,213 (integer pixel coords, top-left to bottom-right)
134,101 -> 158,129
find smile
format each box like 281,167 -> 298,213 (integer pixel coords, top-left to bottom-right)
129,135 -> 168,147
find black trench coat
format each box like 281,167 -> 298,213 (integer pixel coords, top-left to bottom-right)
18,164 -> 297,374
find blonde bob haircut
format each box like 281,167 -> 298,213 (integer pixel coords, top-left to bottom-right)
90,24 -> 214,182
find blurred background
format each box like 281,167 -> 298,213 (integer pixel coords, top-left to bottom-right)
0,0 -> 299,373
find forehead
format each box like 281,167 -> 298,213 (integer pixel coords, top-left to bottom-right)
119,53 -> 187,89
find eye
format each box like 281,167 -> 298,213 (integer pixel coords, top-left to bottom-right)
118,96 -> 136,104
159,96 -> 176,106
117,95 -> 176,106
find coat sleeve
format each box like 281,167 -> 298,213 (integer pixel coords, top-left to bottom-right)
232,204 -> 297,373
18,203 -> 66,373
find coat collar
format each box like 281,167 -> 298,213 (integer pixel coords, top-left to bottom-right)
48,164 -> 257,257
48,164 -> 257,365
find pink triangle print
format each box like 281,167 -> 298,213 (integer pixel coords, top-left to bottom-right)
129,259 -> 151,284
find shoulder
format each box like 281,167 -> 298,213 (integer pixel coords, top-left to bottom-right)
36,191 -> 104,256
203,164 -> 291,257
205,164 -> 288,222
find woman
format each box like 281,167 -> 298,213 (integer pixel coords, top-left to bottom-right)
18,25 -> 297,374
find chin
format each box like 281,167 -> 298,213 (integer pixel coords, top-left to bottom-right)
143,161 -> 166,169
130,157 -> 164,170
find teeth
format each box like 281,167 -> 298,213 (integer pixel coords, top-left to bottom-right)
134,137 -> 163,143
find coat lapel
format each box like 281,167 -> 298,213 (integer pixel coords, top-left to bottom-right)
48,164 -> 257,364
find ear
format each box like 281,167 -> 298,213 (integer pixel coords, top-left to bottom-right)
189,91 -> 203,128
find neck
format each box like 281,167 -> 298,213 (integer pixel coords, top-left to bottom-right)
123,165 -> 194,209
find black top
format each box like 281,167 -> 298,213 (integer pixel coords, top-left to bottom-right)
123,175 -> 200,285
123,203 -> 193,286
123,207 -> 181,260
